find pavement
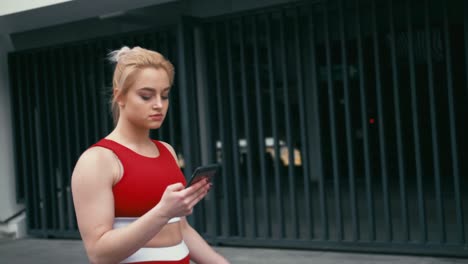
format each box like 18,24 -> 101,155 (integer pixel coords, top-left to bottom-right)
0,238 -> 467,264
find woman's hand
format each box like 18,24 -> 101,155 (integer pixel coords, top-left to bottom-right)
155,179 -> 211,219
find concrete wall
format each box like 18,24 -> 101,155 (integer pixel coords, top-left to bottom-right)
0,33 -> 25,237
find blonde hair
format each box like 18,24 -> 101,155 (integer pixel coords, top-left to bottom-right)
108,46 -> 175,124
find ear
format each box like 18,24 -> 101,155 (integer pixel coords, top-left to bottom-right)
114,88 -> 125,107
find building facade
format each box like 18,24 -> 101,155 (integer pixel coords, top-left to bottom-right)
1,0 -> 467,257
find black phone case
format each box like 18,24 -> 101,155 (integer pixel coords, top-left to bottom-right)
186,164 -> 221,187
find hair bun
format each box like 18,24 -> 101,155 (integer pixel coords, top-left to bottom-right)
108,46 -> 131,63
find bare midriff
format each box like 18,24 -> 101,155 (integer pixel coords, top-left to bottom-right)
144,222 -> 182,247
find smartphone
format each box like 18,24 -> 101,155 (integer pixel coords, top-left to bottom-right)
186,164 -> 221,187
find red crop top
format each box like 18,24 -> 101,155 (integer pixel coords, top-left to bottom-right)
92,139 -> 187,217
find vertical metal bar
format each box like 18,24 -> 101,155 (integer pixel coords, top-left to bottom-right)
67,47 -> 81,230
388,0 -> 409,241
178,18 -> 203,229
463,0 -> 468,246
162,31 -> 171,143
355,0 -> 375,241
105,38 -> 116,130
95,41 -> 110,134
338,0 -> 359,241
156,32 -> 166,141
31,53 -> 48,235
86,44 -> 100,142
144,33 -> 154,50
43,50 -> 58,232
55,48 -> 70,231
34,108 -> 47,236
293,7 -> 312,239
25,54 -> 39,231
41,51 -> 56,233
200,28 -> 219,239
238,18 -> 257,238
252,15 -> 271,238
225,20 -> 244,237
266,13 -> 285,239
134,34 -> 144,49
68,47 -> 82,160
213,23 -> 231,237
59,47 -> 73,192
45,49 -> 58,232
128,35 -> 137,48
50,48 -> 65,232
163,32 -> 171,143
309,12 -> 328,240
177,19 -> 192,175
406,0 -> 427,243
424,0 -> 445,243
162,31 -> 176,144
194,24 -> 212,236
323,3 -> 343,241
149,33 -> 161,140
189,27 -> 207,235
371,0 -> 392,241
66,185 -> 75,230
56,168 -> 65,231
47,50 -> 58,232
442,0 -> 464,244
279,10 -> 298,239
465,1 -> 468,101
78,46 -> 90,147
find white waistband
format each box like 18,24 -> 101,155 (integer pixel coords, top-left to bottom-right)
113,217 -> 180,229
121,241 -> 189,263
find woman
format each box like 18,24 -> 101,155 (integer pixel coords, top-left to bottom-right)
71,46 -> 229,264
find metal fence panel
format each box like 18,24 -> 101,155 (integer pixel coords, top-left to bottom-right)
195,0 -> 468,257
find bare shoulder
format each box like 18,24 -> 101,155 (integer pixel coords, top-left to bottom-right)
72,146 -> 119,187
158,141 -> 179,165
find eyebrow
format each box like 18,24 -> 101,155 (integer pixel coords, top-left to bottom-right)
138,87 -> 171,92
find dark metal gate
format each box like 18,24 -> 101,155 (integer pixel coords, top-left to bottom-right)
8,0 -> 468,257
190,0 -> 468,257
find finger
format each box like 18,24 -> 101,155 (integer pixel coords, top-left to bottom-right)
188,180 -> 210,200
191,178 -> 209,190
188,185 -> 210,208
188,190 -> 208,209
166,182 -> 185,192
184,178 -> 209,194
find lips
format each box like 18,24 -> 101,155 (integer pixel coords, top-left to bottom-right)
149,114 -> 164,121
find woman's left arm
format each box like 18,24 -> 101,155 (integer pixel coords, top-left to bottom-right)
180,217 -> 229,264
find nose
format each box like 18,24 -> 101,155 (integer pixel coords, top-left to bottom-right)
152,96 -> 163,109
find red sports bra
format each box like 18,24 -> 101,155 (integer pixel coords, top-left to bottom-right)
92,139 -> 186,217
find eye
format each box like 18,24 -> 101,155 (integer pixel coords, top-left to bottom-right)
140,95 -> 152,101
161,94 -> 170,100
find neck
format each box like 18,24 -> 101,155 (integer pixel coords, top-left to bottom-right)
108,118 -> 151,145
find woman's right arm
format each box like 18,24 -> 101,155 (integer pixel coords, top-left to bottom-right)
71,147 -> 209,264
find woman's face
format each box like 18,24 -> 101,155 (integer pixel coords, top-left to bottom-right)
118,67 -> 171,130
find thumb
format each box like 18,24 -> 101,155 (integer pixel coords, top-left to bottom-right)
166,182 -> 185,192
